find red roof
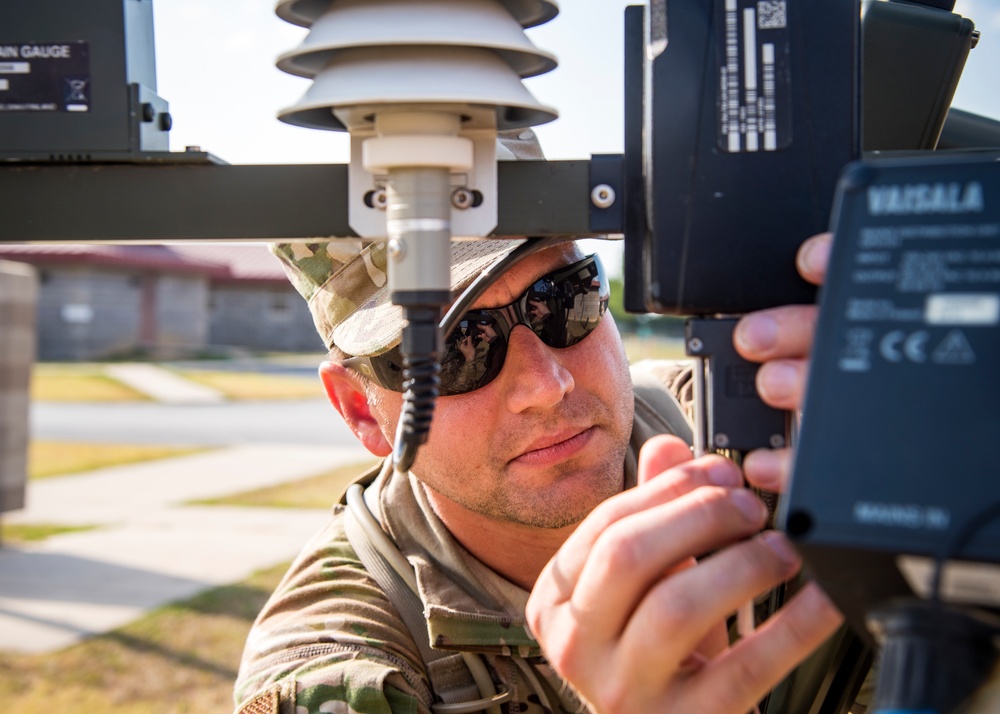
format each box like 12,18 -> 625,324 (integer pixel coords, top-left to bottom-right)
170,244 -> 288,281
0,243 -> 288,283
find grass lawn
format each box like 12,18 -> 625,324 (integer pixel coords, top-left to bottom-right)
192,458 -> 380,509
31,365 -> 148,402
30,363 -> 325,402
0,562 -> 287,714
173,369 -> 324,401
0,522 -> 99,544
621,334 -> 688,362
29,441 -> 211,480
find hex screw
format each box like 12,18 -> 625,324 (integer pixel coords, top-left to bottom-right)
687,337 -> 704,354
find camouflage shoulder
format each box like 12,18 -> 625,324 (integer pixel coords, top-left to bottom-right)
631,358 -> 695,420
234,509 -> 431,714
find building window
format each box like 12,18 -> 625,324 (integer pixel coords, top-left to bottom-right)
267,290 -> 292,322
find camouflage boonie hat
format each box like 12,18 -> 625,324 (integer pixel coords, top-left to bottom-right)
271,129 -> 546,357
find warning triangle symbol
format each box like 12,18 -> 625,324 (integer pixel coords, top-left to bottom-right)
931,330 -> 976,365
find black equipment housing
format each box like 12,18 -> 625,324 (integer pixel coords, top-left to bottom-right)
783,152 -> 1000,639
624,0 -> 859,316
0,0 -> 175,162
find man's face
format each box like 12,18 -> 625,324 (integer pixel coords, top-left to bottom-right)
365,244 -> 635,529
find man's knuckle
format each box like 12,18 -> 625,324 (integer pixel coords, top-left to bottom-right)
592,524 -> 644,575
689,487 -> 740,532
650,590 -> 699,636
544,633 -> 588,681
780,606 -> 826,654
726,655 -> 765,706
592,674 -> 632,714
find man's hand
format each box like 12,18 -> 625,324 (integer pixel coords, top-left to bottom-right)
525,233 -> 840,713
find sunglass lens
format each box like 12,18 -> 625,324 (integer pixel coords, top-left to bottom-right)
440,314 -> 508,396
525,267 -> 605,349
431,256 -> 607,396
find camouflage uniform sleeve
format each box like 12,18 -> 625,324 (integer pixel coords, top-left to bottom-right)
233,507 -> 432,714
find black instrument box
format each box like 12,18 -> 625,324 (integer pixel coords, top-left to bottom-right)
624,0 -> 859,316
783,153 -> 1000,636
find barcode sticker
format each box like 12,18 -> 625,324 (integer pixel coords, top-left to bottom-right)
717,0 -> 791,153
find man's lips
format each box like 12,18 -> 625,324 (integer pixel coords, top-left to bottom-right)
511,426 -> 595,466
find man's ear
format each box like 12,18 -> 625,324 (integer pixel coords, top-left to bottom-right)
319,361 -> 392,457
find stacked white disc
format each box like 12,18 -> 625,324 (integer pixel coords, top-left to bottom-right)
275,0 -> 559,134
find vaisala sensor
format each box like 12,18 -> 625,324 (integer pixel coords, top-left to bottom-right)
784,152 -> 1000,638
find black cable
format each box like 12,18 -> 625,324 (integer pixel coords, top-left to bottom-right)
930,496 -> 1000,604
394,306 -> 445,473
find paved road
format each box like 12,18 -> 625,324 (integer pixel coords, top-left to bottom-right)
30,398 -> 355,446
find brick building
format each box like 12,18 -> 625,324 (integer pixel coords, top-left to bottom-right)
0,244 -> 322,360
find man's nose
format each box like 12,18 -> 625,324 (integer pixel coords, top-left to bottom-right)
499,325 -> 574,412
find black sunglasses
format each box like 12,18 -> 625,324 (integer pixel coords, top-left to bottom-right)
344,254 -> 609,396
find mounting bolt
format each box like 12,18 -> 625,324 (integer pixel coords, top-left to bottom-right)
451,187 -> 474,209
364,188 -> 388,210
714,433 -> 730,449
769,434 -> 786,449
591,184 -> 616,209
687,337 -> 704,354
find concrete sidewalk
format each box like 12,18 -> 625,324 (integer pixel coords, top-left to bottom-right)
104,363 -> 226,404
0,442 -> 371,653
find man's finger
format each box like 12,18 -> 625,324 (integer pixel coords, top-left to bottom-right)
637,434 -> 696,485
569,486 -> 769,643
797,232 -> 832,286
616,531 -> 802,679
684,582 -> 843,713
734,306 -> 818,363
535,454 -> 743,603
755,357 -> 808,411
743,447 -> 792,493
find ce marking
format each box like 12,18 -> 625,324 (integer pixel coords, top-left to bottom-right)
879,330 -> 929,363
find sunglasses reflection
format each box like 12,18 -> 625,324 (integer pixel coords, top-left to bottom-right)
443,319 -> 505,394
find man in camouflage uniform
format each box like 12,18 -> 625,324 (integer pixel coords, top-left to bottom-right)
233,132 -> 842,714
